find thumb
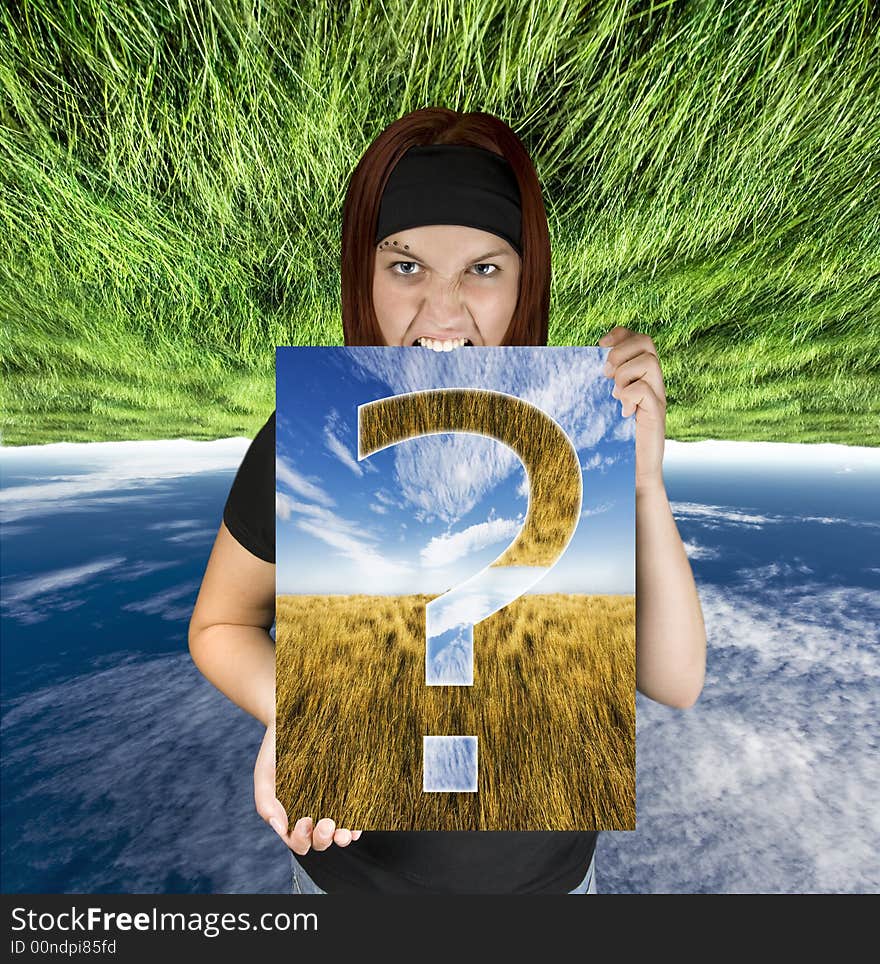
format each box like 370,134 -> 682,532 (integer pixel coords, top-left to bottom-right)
255,768 -> 288,833
267,802 -> 289,838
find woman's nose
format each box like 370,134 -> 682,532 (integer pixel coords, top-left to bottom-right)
421,275 -> 467,326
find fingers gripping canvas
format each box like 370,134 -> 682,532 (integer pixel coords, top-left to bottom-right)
275,346 -> 636,830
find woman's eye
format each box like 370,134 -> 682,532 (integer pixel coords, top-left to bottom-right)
391,262 -> 498,277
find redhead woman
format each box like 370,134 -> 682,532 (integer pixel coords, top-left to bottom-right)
188,107 -> 706,895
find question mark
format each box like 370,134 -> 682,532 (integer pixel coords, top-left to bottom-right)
359,388 -> 582,793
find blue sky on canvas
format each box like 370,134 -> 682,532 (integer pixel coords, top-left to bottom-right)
275,347 -> 635,596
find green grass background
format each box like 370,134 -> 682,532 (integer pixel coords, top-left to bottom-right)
2,0 -> 878,445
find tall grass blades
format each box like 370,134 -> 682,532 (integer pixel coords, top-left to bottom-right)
276,592 -> 636,830
2,1 -> 877,443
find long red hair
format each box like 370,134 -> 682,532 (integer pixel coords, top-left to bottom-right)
341,108 -> 550,347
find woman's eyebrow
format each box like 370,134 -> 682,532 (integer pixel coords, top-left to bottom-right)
380,246 -> 511,263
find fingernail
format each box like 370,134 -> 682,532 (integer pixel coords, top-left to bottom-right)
269,818 -> 285,836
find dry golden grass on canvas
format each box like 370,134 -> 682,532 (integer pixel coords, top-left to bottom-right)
359,389 -> 582,567
276,592 -> 635,831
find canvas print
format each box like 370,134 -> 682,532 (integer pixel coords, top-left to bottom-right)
275,346 -> 636,830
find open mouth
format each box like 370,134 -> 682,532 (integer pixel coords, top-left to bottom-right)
412,336 -> 474,350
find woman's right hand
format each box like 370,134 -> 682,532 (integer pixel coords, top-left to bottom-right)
254,718 -> 362,854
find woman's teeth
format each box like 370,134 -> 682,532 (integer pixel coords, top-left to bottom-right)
415,337 -> 472,351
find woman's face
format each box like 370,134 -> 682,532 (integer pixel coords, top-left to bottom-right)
372,224 -> 521,348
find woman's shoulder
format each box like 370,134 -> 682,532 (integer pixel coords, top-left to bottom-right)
259,409 -> 276,432
247,409 -> 275,465
259,409 -> 275,436
222,409 -> 276,562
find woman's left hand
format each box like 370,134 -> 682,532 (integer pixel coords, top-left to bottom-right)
598,326 -> 666,493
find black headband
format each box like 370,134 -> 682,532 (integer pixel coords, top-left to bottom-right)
374,144 -> 522,255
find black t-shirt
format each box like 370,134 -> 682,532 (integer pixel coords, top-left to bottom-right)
223,409 -> 599,894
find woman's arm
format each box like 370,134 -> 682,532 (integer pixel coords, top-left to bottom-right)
634,479 -> 706,708
188,521 -> 276,727
600,326 -> 707,709
188,521 -> 360,851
